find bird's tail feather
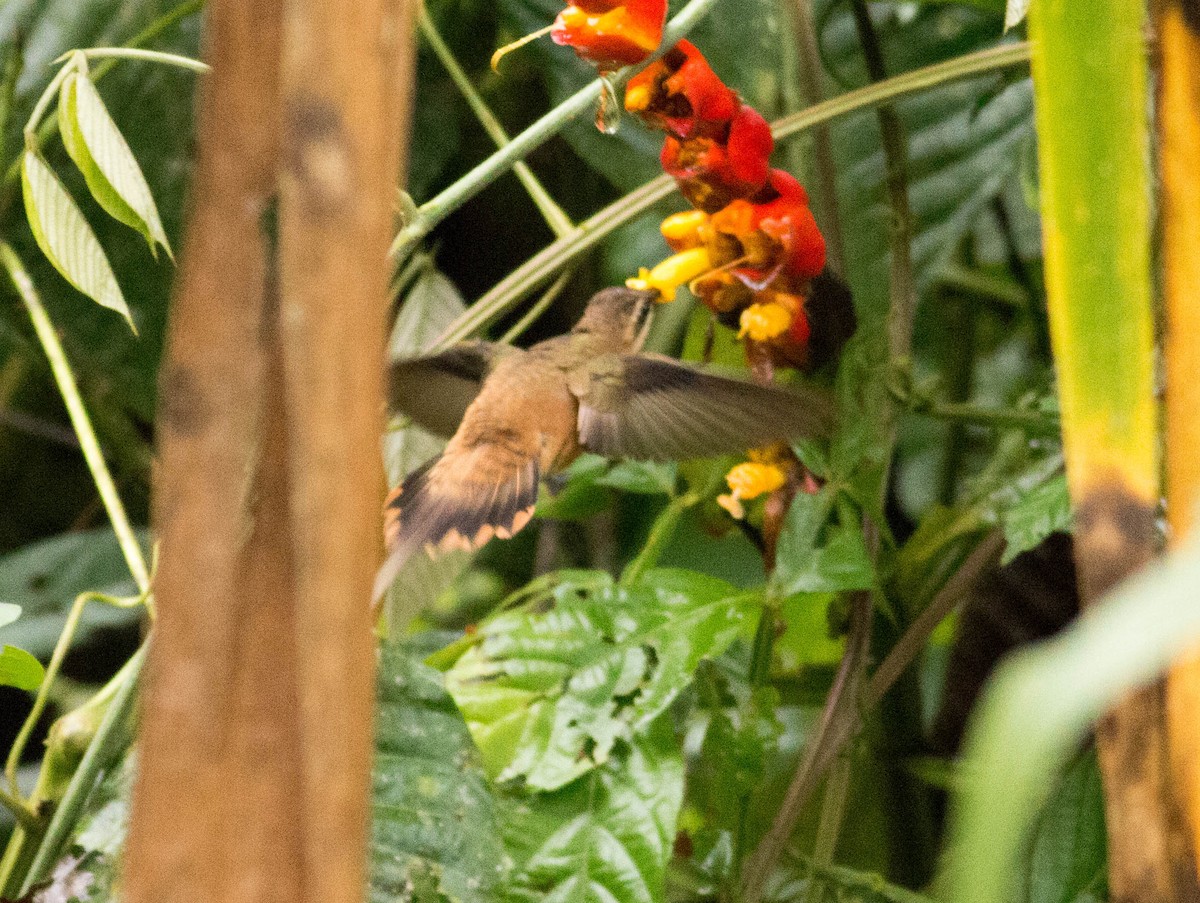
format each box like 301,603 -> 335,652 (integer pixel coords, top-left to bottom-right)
373,452 -> 540,600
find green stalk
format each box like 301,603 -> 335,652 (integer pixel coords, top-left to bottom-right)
5,591 -> 144,796
431,42 -> 1032,350
57,47 -> 209,73
419,9 -> 572,238
0,244 -> 150,591
19,644 -> 146,893
619,490 -> 701,587
389,0 -> 726,260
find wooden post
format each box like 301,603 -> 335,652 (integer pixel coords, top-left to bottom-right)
123,0 -> 415,900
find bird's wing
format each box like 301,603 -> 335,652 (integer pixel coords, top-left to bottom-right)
373,444 -> 539,600
388,341 -> 505,437
570,353 -> 834,461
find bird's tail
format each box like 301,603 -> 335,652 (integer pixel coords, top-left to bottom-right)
372,450 -> 540,600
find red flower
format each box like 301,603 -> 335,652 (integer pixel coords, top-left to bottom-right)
709,169 -> 826,281
551,0 -> 667,69
661,104 -> 774,212
624,40 -> 739,138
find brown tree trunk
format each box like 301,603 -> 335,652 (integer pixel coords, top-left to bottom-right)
123,0 -> 415,901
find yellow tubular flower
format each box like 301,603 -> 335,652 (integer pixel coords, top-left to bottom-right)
660,210 -> 710,249
738,302 -> 791,341
626,246 -> 712,302
717,460 -> 787,520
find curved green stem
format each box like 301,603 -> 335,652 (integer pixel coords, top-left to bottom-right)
56,47 -> 208,73
619,490 -> 701,587
419,9 -> 572,238
0,787 -> 37,832
431,42 -> 1032,349
389,0 -> 725,260
19,643 -> 146,893
5,591 -> 144,797
0,244 -> 150,591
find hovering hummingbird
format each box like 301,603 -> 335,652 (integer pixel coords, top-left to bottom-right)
374,286 -> 834,598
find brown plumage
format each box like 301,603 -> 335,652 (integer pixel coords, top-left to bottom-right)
375,286 -> 836,598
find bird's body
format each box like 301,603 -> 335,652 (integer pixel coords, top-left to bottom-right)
375,287 -> 835,598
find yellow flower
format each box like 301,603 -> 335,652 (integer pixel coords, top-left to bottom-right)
660,210 -> 710,249
717,460 -> 786,520
626,247 -> 712,302
737,302 -> 791,342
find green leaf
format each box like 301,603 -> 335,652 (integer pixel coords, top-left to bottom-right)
59,66 -> 172,259
372,644 -> 508,903
445,569 -> 755,790
0,602 -> 20,629
0,529 -> 147,660
21,148 -> 133,328
0,643 -> 44,690
1022,750 -> 1106,903
596,460 -> 678,496
772,490 -> 874,597
1001,473 -> 1071,564
500,715 -> 684,903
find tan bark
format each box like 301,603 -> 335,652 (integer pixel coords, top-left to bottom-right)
123,0 -> 416,900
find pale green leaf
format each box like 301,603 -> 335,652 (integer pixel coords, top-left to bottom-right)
1006,0 -> 1031,30
1001,474 -> 1071,564
445,569 -> 755,790
60,69 -> 171,259
0,643 -> 45,691
0,602 -> 20,629
21,149 -> 132,328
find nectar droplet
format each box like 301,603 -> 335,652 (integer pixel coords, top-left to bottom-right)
595,74 -> 621,134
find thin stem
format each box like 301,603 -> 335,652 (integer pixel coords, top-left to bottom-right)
0,787 -> 37,832
20,642 -> 146,893
914,399 -> 1060,436
419,9 -> 573,237
742,589 -> 873,903
786,0 -> 845,274
22,65 -> 71,140
389,0 -> 724,259
499,270 -> 573,343
850,0 -> 916,365
0,244 -> 150,591
432,42 -> 1032,350
619,490 -> 700,587
805,752 -> 853,903
57,47 -> 209,73
5,591 -> 143,796
0,34 -> 24,173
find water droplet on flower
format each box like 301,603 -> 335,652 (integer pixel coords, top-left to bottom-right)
595,74 -> 621,134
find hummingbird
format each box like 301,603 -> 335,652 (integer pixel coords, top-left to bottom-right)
375,286 -> 834,598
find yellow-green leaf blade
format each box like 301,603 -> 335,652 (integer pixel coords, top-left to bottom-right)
59,70 -> 171,259
21,149 -> 133,329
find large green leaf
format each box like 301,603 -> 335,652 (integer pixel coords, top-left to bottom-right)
1000,472 -> 1070,564
500,714 -> 684,903
0,528 -> 147,660
21,149 -> 132,328
60,65 -> 171,258
445,568 -> 755,790
372,644 -> 508,903
1021,750 -> 1106,903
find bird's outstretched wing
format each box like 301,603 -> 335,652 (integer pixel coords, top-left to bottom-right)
388,341 -> 504,437
373,445 -> 539,600
571,354 -> 834,461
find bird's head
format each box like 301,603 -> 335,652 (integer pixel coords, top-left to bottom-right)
573,287 -> 658,351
